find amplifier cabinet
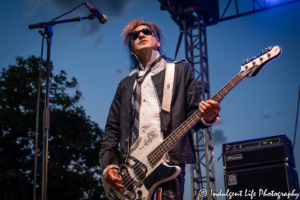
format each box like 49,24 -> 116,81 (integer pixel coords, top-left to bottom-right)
224,163 -> 300,200
223,134 -> 295,170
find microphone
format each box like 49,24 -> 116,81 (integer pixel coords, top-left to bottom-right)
85,3 -> 108,24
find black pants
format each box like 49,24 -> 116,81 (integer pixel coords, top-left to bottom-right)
151,164 -> 186,200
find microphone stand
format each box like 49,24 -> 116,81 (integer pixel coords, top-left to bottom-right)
29,14 -> 95,200
29,15 -> 95,29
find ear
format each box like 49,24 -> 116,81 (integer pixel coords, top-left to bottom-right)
130,48 -> 134,55
157,40 -> 161,47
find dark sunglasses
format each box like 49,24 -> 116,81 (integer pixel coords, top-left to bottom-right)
129,27 -> 154,40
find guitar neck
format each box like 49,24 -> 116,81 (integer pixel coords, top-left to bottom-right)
211,71 -> 245,102
147,71 -> 246,165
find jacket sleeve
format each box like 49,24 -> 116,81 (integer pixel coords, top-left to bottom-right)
184,63 -> 210,131
99,81 -> 122,173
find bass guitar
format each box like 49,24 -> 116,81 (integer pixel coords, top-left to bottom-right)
102,46 -> 282,200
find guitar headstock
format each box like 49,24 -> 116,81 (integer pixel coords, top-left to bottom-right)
240,46 -> 282,78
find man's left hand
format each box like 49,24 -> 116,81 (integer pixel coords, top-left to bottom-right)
199,100 -> 221,122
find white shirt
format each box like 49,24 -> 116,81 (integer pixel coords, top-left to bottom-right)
130,52 -> 163,151
103,50 -> 163,175
102,50 -> 220,175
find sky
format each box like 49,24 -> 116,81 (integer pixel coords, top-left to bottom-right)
1,0 -> 300,199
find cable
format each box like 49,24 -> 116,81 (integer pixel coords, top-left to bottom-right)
33,32 -> 46,200
293,85 -> 300,150
51,3 -> 86,22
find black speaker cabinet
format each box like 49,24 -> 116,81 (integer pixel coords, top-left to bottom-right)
223,134 -> 295,170
224,163 -> 300,200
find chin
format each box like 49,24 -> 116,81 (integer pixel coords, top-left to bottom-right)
135,47 -> 154,55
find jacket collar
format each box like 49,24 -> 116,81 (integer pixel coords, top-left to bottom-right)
126,51 -> 167,115
125,73 -> 136,116
129,50 -> 166,77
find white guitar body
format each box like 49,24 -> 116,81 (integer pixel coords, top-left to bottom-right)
102,126 -> 181,200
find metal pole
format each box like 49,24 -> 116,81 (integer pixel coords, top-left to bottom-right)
41,25 -> 52,200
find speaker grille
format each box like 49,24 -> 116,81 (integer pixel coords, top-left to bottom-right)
224,164 -> 299,200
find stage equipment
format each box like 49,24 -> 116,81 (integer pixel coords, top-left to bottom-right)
29,3 -> 105,200
222,134 -> 295,170
85,3 -> 108,24
223,134 -> 299,200
224,163 -> 299,200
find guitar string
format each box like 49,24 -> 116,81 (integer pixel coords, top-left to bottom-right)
120,109 -> 202,188
117,63 -> 266,198
120,102 -> 200,181
111,63 -> 264,198
119,70 -> 249,192
121,107 -> 207,189
120,72 -> 245,188
120,73 -> 245,191
120,106 -> 220,193
115,61 -> 269,197
126,66 -> 260,195
146,73 -> 246,168
120,110 -> 206,195
120,89 -> 244,196
143,72 -> 245,162
147,72 -> 244,162
125,56 -> 265,179
214,67 -> 259,100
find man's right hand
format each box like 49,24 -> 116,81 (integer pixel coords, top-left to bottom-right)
104,168 -> 125,191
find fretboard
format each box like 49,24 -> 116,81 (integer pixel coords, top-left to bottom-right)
147,71 -> 246,165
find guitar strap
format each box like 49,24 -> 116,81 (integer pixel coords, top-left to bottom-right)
160,59 -> 188,133
162,63 -> 175,113
160,62 -> 175,134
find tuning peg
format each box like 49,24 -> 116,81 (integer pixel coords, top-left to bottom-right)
252,55 -> 256,59
259,50 -> 263,55
265,46 -> 272,51
243,58 -> 250,63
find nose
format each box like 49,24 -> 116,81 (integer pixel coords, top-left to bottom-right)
138,31 -> 146,39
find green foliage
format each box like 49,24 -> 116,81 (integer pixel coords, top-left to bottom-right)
0,56 -> 106,199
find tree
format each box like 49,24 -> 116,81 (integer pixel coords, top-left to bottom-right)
0,56 -> 105,199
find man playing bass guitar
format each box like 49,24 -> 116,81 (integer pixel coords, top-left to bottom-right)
100,20 -> 221,200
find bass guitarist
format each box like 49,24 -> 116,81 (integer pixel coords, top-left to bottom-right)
100,20 -> 221,200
